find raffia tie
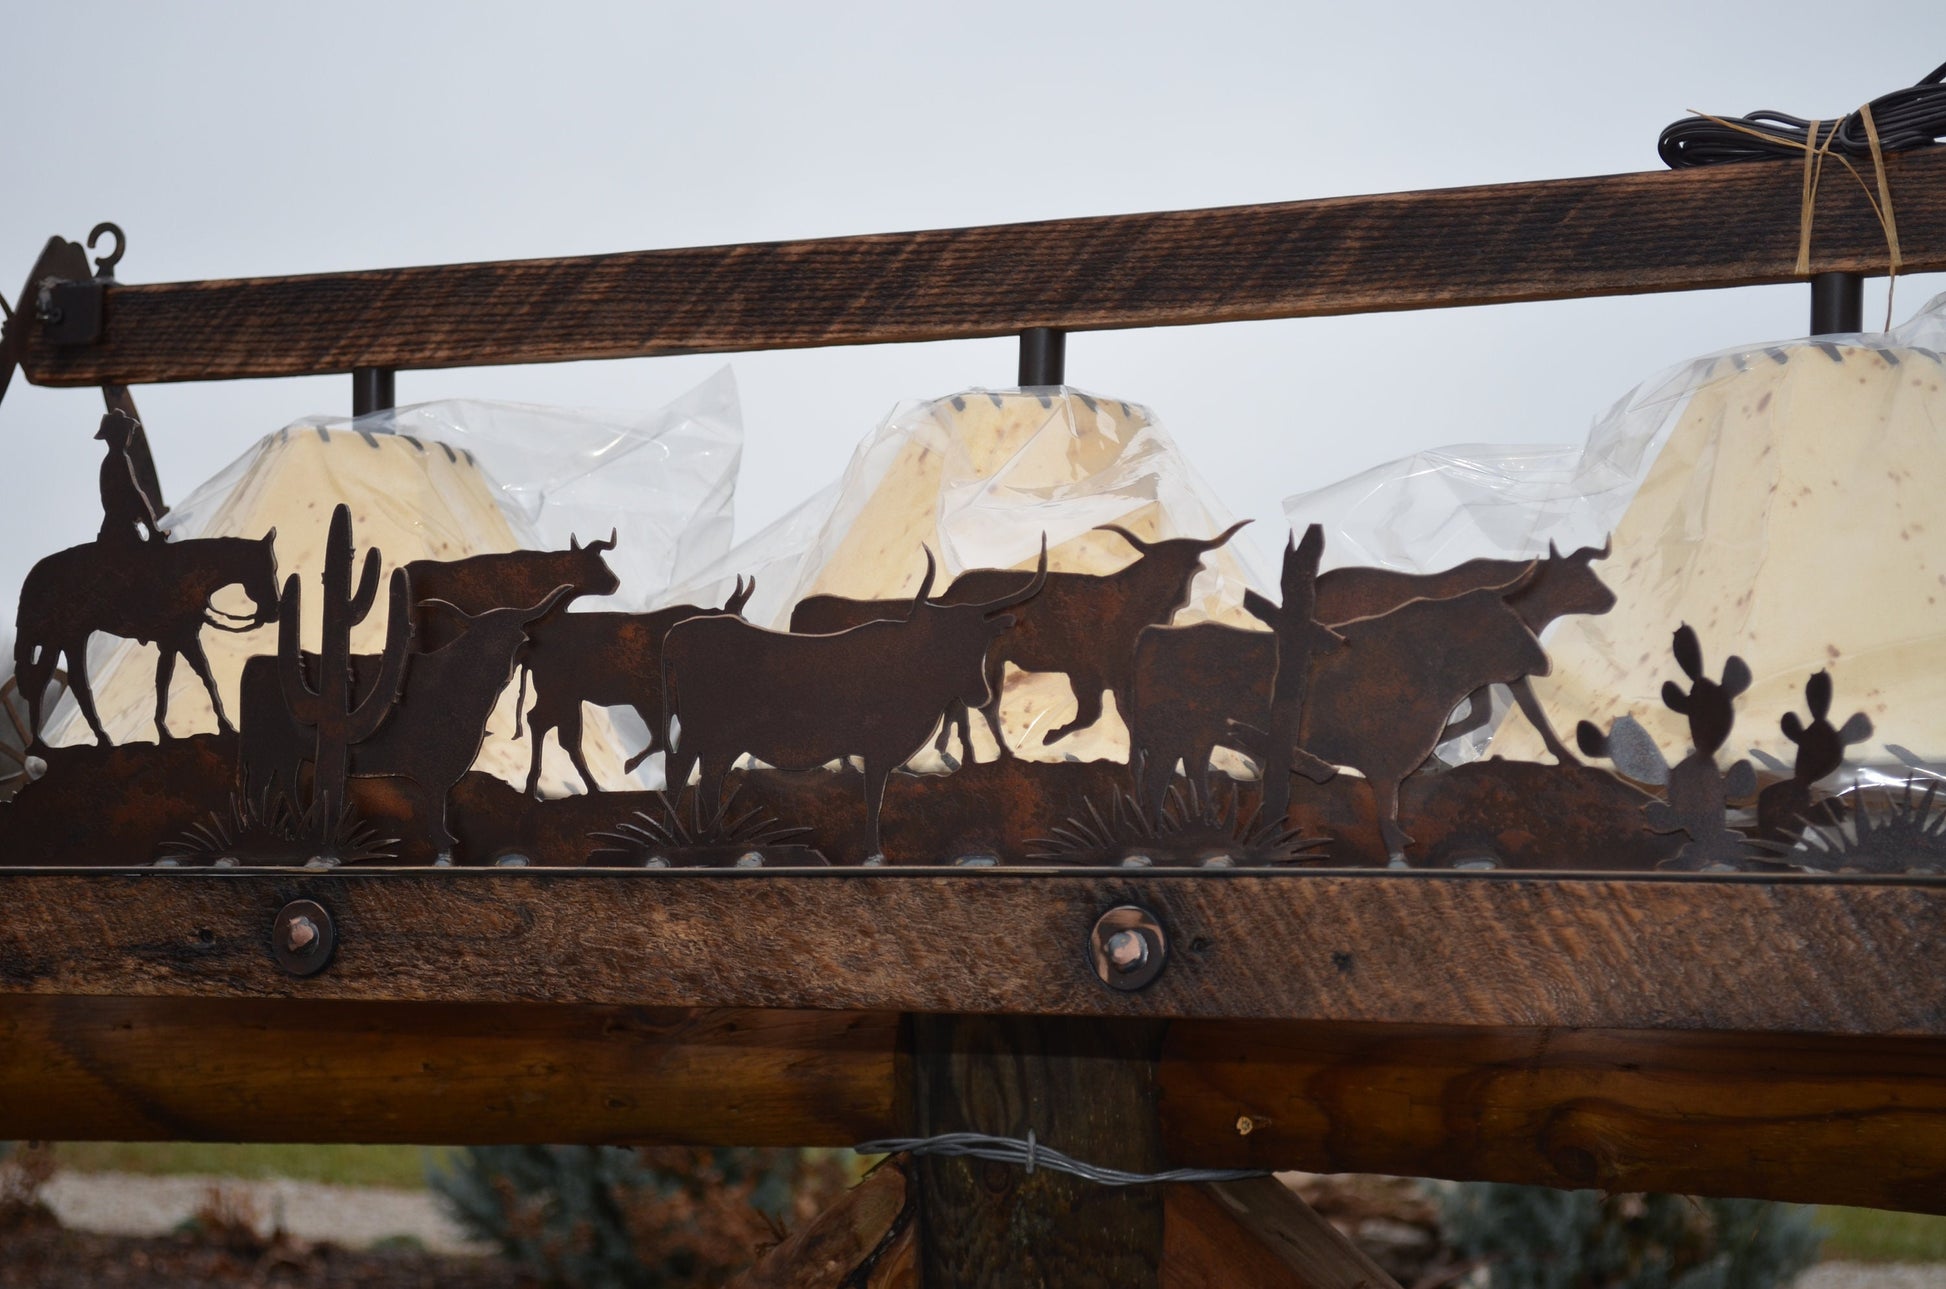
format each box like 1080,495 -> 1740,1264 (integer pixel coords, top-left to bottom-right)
1686,104 -> 1906,329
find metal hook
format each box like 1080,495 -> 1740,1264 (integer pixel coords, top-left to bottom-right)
87,222 -> 126,280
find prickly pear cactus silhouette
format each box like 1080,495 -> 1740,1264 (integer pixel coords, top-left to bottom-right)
277,504 -> 412,843
1578,625 -> 1758,870
1757,669 -> 1874,845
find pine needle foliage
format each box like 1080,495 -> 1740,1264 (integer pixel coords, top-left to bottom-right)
428,1144 -> 846,1288
1437,1183 -> 1822,1289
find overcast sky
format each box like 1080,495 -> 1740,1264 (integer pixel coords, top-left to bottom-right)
4,1 -> 1940,607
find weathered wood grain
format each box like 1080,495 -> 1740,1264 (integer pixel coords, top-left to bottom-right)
913,1016 -> 1165,1289
1161,1178 -> 1400,1289
5,993 -> 1944,1211
730,1158 -> 916,1289
1158,1020 -> 1946,1215
0,870 -> 1942,1033
18,148 -> 1946,386
0,996 -> 898,1146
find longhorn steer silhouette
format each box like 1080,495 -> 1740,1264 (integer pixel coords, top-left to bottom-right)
789,521 -> 1248,759
519,577 -> 756,796
404,532 -> 619,654
1132,566 -> 1546,859
666,544 -> 1048,859
1307,539 -> 1614,763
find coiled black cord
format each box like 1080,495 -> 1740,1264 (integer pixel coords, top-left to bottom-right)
1660,61 -> 1946,168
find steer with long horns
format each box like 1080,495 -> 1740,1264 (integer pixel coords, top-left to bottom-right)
663,541 -> 1049,860
791,520 -> 1250,759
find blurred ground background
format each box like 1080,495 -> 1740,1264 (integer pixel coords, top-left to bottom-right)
5,1142 -> 1945,1284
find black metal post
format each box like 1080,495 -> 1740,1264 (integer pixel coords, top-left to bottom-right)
351,367 -> 396,416
1809,272 -> 1863,336
1018,328 -> 1066,386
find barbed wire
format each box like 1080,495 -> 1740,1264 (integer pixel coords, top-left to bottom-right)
853,1131 -> 1271,1187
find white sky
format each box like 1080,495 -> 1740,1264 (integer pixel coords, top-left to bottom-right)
4,1 -> 1941,607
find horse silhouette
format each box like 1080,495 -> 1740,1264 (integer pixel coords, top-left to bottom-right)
14,531 -> 281,746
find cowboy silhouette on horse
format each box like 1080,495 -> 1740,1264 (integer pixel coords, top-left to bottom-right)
12,412 -> 280,747
96,410 -> 166,544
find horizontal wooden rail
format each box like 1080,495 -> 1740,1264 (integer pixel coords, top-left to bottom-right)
6,998 -> 1943,1213
3,868 -> 1942,1033
17,147 -> 1946,387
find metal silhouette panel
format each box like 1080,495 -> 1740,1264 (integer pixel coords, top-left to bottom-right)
0,409 -> 1931,876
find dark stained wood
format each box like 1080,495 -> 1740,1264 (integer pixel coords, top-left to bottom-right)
1,870 -> 1943,1033
0,996 -> 898,1146
4,994 -> 1943,1212
913,1015 -> 1165,1289
730,1158 -> 916,1289
18,147 -> 1946,387
1158,1020 -> 1946,1216
1162,1178 -> 1400,1289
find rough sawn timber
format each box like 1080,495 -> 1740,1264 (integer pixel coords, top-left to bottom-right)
0,996 -> 899,1146
17,146 -> 1946,386
912,1015 -> 1166,1289
6,996 -> 1945,1212
1,869 -> 1942,1034
1159,1020 -> 1946,1215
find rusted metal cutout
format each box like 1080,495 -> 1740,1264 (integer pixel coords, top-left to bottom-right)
790,521 -> 1248,760
0,405 -> 1922,874
664,543 -> 1048,858
1088,905 -> 1167,991
271,899 -> 335,976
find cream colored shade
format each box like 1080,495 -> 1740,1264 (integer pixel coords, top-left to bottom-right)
1492,344 -> 1946,765
45,426 -> 632,794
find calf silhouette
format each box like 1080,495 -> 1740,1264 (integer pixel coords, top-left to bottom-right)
665,544 -> 1047,859
521,577 -> 755,796
1310,539 -> 1614,762
241,585 -> 572,857
790,521 -> 1247,759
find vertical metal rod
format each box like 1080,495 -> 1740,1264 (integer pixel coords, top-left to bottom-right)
1018,328 -> 1066,386
351,367 -> 396,416
1809,272 -> 1863,336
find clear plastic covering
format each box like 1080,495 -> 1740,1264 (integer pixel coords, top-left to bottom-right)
666,387 -> 1266,769
38,371 -> 742,794
167,368 -> 742,612
1285,291 -> 1946,770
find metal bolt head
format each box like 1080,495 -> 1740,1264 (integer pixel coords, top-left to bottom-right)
1104,929 -> 1147,974
282,916 -> 317,953
272,899 -> 335,977
1088,905 -> 1167,991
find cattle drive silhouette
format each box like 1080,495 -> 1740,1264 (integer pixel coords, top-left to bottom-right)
7,405 -> 1907,874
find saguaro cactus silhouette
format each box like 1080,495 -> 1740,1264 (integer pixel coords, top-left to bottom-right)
277,503 -> 411,840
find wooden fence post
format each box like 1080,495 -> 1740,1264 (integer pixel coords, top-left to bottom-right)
911,1015 -> 1167,1289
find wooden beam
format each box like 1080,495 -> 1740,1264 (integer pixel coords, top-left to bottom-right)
5,994 -> 1943,1212
2,870 -> 1943,1033
0,996 -> 899,1146
730,1159 -> 917,1289
16,147 -> 1946,387
1158,1020 -> 1946,1216
912,1016 -> 1165,1288
1162,1178 -> 1400,1289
